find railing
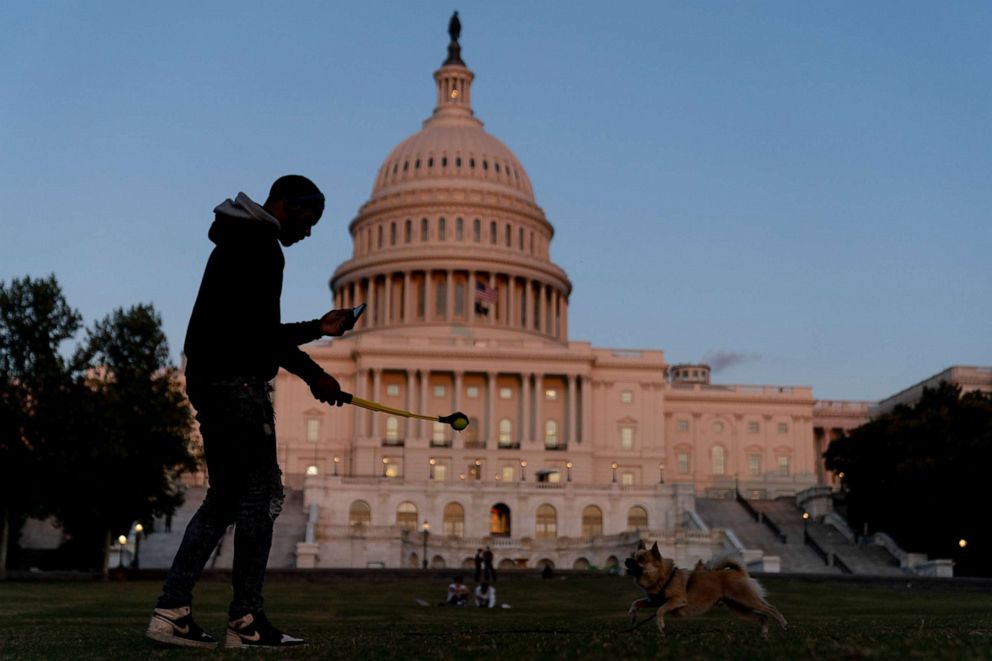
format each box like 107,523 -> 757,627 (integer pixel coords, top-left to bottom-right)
735,490 -> 787,543
805,530 -> 853,574
381,439 -> 405,447
545,444 -> 568,451
497,442 -> 521,450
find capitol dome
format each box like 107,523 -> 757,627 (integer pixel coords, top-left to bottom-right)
331,19 -> 571,342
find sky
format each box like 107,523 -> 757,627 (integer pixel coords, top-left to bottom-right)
1,2 -> 989,402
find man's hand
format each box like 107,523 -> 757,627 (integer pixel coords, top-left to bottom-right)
319,309 -> 354,337
310,372 -> 344,406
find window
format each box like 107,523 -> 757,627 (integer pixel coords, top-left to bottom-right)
498,419 -> 513,447
454,282 -> 465,316
748,454 -> 762,476
501,466 -> 514,482
376,225 -> 383,248
677,420 -> 689,433
581,505 -> 603,538
305,465 -> 318,475
777,455 -> 790,476
473,218 -> 481,242
432,422 -> 446,445
390,222 -> 396,245
405,219 -> 412,242
536,504 -> 557,539
456,217 -> 463,240
518,226 -> 524,249
621,426 -> 634,450
384,460 -> 399,478
778,422 -> 789,434
621,471 -> 634,486
677,452 -> 690,474
545,389 -> 558,401
504,224 -> 511,247
396,502 -> 418,531
546,470 -> 561,483
466,386 -> 479,398
443,502 -> 464,537
712,421 -> 725,433
306,419 -> 320,443
499,387 -> 512,400
349,500 -> 371,527
421,218 -> 429,241
433,385 -> 446,397
385,416 -> 399,442
438,217 -> 446,240
712,446 -> 726,475
433,464 -> 447,482
435,281 -> 445,316
490,221 -> 497,244
620,390 -> 633,404
386,384 -> 400,397
627,506 -> 648,531
748,421 -> 760,433
544,420 -> 559,448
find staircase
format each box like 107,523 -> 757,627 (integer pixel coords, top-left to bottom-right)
139,487 -> 308,569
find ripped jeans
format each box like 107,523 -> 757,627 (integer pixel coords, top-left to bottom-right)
157,378 -> 284,617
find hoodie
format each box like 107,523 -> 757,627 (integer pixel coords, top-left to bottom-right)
183,193 -> 324,385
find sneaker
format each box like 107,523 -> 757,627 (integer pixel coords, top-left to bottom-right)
225,611 -> 308,649
145,605 -> 218,649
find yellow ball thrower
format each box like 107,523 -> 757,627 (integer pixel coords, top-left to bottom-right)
338,392 -> 469,432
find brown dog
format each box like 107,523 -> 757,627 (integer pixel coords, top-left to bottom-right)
625,541 -> 788,637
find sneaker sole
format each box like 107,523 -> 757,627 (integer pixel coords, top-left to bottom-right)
145,628 -> 218,649
225,631 -> 308,649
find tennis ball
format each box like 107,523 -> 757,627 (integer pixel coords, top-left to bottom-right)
452,416 -> 469,431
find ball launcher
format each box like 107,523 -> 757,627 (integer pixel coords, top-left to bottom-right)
338,392 -> 470,432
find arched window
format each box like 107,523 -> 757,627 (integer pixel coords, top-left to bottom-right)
456,217 -> 463,240
536,504 -> 557,539
712,445 -> 726,475
405,219 -> 412,243
473,218 -> 481,242
421,218 -> 429,242
581,505 -> 603,538
349,500 -> 371,527
504,224 -> 511,247
545,420 -> 559,449
385,416 -> 399,443
390,221 -> 397,246
443,502 -> 465,537
396,501 -> 418,531
489,221 -> 497,244
490,503 -> 511,537
377,225 -> 383,248
628,506 -> 649,531
438,217 -> 446,241
498,419 -> 513,447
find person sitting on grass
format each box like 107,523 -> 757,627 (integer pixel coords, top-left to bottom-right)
441,576 -> 469,607
474,582 -> 496,608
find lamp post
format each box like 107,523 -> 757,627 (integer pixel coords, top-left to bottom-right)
382,457 -> 389,477
132,523 -> 144,569
520,460 -> 527,481
611,462 -> 619,483
658,462 -> 665,484
117,534 -> 128,569
422,521 -> 430,569
802,511 -> 810,544
565,461 -> 573,482
333,456 -> 340,476
429,457 -> 436,480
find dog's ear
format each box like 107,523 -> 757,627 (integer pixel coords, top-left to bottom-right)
650,541 -> 661,561
636,540 -> 646,551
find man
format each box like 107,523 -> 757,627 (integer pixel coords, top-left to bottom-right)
443,575 -> 469,607
473,548 -> 482,583
146,175 -> 352,650
474,582 -> 496,608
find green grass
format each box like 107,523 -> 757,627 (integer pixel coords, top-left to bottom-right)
1,575 -> 991,660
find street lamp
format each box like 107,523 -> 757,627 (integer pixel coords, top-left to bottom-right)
117,534 -> 128,569
802,511 -> 810,544
520,460 -> 527,481
382,457 -> 389,477
422,521 -> 430,569
333,456 -> 340,476
611,462 -> 619,483
658,462 -> 665,484
959,538 -> 968,549
132,523 -> 144,569
429,457 -> 436,480
565,461 -> 573,482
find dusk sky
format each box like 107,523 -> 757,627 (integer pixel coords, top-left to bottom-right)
1,2 -> 989,402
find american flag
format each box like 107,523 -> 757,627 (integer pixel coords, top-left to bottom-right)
475,281 -> 498,304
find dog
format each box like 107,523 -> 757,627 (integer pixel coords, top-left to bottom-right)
624,541 -> 788,637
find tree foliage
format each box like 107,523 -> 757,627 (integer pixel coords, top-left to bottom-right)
0,275 -> 198,574
824,382 -> 992,576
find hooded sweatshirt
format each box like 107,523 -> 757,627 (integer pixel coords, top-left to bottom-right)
183,193 -> 324,385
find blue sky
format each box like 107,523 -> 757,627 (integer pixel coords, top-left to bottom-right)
1,2 -> 989,401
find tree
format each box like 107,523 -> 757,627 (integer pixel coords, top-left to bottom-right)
51,304 -> 199,576
0,275 -> 81,579
824,382 -> 992,576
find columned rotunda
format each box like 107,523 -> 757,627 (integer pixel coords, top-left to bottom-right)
273,20 -> 856,570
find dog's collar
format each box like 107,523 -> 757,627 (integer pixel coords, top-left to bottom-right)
644,564 -> 679,605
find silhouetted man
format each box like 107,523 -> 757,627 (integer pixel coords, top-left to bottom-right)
146,175 -> 352,650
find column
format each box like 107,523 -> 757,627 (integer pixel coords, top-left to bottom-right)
487,371 -> 497,446
541,284 -> 549,334
489,274 -> 497,326
403,272 -> 412,324
561,296 -> 568,340
508,277 -> 516,327
355,369 -> 368,437
467,271 -> 476,325
383,273 -> 392,325
534,373 -> 543,446
424,270 -> 434,321
521,372 -> 531,444
366,277 -> 376,329
405,369 -> 415,439
419,370 -> 429,439
534,282 -> 542,332
445,269 -> 454,321
567,374 -> 577,446
581,375 -> 592,444
453,371 -> 463,446
371,369 -> 382,438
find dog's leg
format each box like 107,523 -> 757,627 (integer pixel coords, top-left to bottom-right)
654,599 -> 687,634
724,600 -> 771,639
627,598 -> 651,624
754,599 -> 789,631
725,582 -> 790,632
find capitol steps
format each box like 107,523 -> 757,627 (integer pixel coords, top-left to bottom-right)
138,487 -> 307,569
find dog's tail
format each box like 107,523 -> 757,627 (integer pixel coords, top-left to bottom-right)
711,558 -> 767,598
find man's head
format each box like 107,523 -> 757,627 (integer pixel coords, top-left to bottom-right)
264,174 -> 326,247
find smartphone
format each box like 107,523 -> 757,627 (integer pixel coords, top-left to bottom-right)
351,303 -> 367,322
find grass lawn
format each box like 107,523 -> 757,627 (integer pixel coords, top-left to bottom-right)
1,574 -> 991,660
